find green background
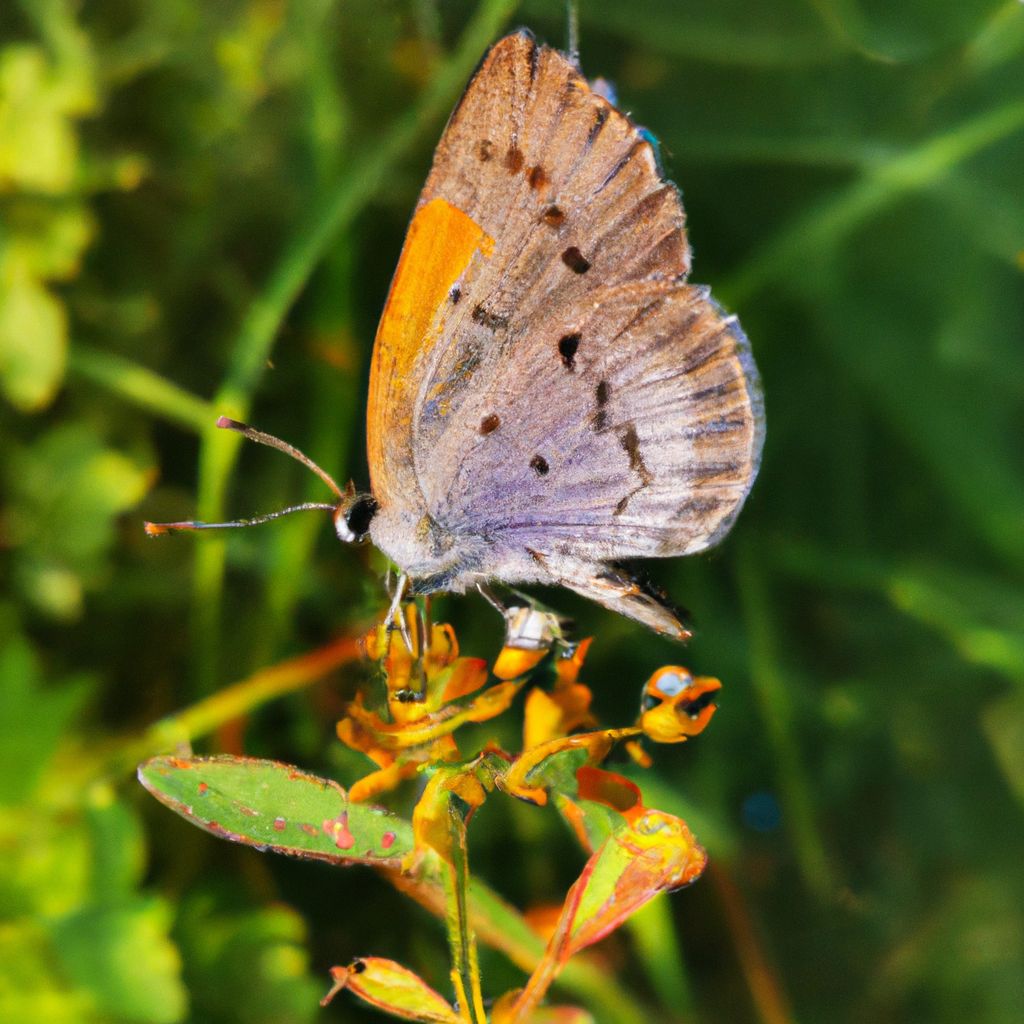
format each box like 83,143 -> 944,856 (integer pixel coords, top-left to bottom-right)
2,1 -> 1022,1021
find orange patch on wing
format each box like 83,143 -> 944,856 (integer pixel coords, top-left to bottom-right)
367,198 -> 493,497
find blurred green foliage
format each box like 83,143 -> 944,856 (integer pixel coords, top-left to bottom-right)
1,1 -> 1022,1022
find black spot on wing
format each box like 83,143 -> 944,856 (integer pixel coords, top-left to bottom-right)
592,380 -> 611,432
558,333 -> 581,370
478,139 -> 493,162
562,247 -> 591,274
530,455 -> 550,476
449,285 -> 461,305
619,424 -> 653,485
542,205 -> 565,227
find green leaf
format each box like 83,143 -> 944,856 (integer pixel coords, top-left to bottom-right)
137,755 -> 413,866
4,422 -> 153,618
175,889 -> 321,1024
0,918 -> 88,1024
50,898 -> 187,1023
501,809 -> 707,1020
981,690 -> 1024,810
563,810 -> 706,960
0,268 -> 67,411
0,46 -> 82,193
0,632 -> 93,806
322,957 -> 459,1023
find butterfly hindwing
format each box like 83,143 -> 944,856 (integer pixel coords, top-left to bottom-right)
429,279 -> 763,558
409,35 -> 761,545
366,32 -> 763,636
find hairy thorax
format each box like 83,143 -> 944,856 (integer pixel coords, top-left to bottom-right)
368,500 -> 548,594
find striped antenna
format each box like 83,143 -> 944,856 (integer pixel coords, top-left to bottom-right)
214,417 -> 343,497
144,417 -> 343,537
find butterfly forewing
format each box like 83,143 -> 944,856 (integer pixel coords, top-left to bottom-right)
366,32 -> 763,635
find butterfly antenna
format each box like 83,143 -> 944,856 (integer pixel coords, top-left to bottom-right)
144,417 -> 346,536
214,416 -> 344,498
566,0 -> 580,65
144,502 -> 338,536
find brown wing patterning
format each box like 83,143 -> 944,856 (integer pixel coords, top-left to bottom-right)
366,31 -> 763,637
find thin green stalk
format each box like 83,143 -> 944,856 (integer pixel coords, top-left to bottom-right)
721,100 -> 1024,308
391,873 -> 648,1024
735,540 -> 836,901
627,895 -> 696,1021
191,0 -> 519,693
246,3 -> 361,662
444,811 -> 487,1024
773,540 -> 1024,679
92,634 -> 361,781
710,864 -> 796,1024
68,345 -> 213,433
465,880 -> 648,1024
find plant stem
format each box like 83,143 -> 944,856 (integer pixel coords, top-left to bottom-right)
710,863 -> 796,1024
627,895 -> 696,1020
721,100 -> 1024,308
390,873 -> 649,1024
443,810 -> 488,1024
97,634 -> 362,779
190,0 -> 519,694
735,540 -> 835,901
506,868 -> 585,1021
68,344 -> 214,433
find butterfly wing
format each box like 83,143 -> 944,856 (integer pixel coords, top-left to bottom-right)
367,32 -> 763,635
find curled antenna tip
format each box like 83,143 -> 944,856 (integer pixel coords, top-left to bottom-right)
145,520 -> 197,536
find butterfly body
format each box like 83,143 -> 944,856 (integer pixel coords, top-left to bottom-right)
357,31 -> 763,639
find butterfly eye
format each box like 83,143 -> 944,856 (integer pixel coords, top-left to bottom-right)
335,495 -> 378,543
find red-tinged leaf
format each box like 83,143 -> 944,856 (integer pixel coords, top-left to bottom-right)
138,755 -> 412,866
555,766 -> 644,852
563,809 -> 706,959
529,1008 -> 595,1023
321,958 -> 460,1023
492,989 -> 595,1024
504,728 -> 639,806
504,809 -> 706,1022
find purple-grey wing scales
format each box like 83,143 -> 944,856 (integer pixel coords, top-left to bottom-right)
402,32 -> 763,635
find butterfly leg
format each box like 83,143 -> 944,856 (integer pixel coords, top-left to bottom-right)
476,582 -> 508,617
384,572 -> 413,652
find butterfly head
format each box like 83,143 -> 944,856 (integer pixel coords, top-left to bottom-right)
334,491 -> 378,544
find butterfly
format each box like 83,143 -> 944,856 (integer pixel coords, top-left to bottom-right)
149,31 -> 764,641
